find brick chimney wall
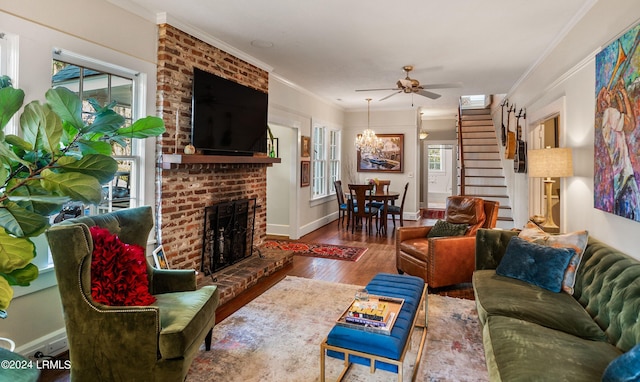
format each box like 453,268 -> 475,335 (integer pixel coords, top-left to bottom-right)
156,24 -> 270,279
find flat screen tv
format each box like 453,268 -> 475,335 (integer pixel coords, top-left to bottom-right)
191,67 -> 268,155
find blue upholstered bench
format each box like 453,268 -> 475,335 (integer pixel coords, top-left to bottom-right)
320,273 -> 427,382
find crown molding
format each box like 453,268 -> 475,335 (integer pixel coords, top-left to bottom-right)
508,0 -> 598,95
156,12 -> 273,73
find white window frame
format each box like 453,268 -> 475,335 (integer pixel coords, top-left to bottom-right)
311,122 -> 341,202
52,49 -> 146,214
0,31 -> 19,135
312,124 -> 326,198
428,145 -> 445,173
329,130 -> 341,193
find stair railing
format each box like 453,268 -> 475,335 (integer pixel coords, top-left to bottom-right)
457,101 -> 466,195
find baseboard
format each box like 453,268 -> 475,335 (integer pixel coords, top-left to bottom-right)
266,223 -> 289,237
403,211 -> 420,221
16,328 -> 67,359
299,213 -> 336,237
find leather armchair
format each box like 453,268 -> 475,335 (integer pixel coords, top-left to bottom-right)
396,196 -> 499,288
46,206 -> 219,382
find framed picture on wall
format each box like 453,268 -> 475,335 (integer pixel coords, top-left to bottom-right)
152,246 -> 170,269
300,160 -> 310,187
357,133 -> 404,173
301,136 -> 311,158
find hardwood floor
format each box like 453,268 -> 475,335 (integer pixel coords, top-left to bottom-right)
40,217 -> 452,382
216,217 -> 427,323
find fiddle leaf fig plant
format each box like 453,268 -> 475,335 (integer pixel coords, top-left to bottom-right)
0,76 -> 165,316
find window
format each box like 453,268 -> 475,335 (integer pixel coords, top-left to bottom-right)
311,124 -> 341,198
51,53 -> 143,215
0,31 -> 18,135
329,130 -> 341,192
312,125 -> 326,197
428,145 -> 445,172
0,33 -> 6,75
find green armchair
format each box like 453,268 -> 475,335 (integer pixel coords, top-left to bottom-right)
45,206 -> 219,381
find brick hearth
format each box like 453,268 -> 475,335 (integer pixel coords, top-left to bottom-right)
200,249 -> 294,306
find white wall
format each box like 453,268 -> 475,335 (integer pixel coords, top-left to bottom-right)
507,0 -> 640,258
0,3 -> 159,354
267,76 -> 345,238
265,123 -> 294,236
344,109 -> 421,221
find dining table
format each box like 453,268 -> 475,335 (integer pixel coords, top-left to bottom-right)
369,189 -> 400,235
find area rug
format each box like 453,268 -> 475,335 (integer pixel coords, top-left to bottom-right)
187,276 -> 488,382
262,240 -> 368,261
424,209 -> 445,219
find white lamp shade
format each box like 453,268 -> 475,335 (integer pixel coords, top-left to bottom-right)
527,147 -> 574,178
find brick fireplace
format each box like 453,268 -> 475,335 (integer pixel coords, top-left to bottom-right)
155,24 -> 290,299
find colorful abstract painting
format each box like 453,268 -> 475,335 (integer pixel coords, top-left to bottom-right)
594,22 -> 640,221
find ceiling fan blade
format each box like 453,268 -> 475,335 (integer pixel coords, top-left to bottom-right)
379,91 -> 402,101
355,87 -> 398,92
417,89 -> 441,99
421,82 -> 463,90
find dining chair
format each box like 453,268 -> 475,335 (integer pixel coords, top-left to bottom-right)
348,184 -> 379,235
333,180 -> 350,229
388,182 -> 409,227
375,180 -> 391,193
368,179 -> 391,210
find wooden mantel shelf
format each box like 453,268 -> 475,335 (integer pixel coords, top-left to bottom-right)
161,154 -> 281,169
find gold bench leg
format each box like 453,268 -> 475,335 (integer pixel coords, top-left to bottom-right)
320,340 -> 326,382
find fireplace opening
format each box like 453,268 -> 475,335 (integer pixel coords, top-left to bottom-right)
201,198 -> 256,275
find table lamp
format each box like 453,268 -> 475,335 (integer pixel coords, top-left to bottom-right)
527,147 -> 573,230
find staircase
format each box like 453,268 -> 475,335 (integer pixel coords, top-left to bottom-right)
458,108 -> 514,229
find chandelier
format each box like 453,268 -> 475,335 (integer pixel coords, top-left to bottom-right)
354,98 -> 383,155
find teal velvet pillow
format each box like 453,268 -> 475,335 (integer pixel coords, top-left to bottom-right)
496,236 -> 575,293
602,344 -> 640,382
519,221 -> 589,294
427,219 -> 468,238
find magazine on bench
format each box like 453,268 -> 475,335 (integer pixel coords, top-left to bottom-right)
335,295 -> 404,335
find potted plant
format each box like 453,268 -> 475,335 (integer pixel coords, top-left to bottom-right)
0,76 -> 165,316
267,125 -> 276,158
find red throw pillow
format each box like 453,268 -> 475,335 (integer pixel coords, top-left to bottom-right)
90,226 -> 156,306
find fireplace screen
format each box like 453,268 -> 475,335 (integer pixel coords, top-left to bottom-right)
201,198 -> 256,275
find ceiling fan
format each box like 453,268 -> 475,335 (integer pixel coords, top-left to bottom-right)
356,65 -> 461,101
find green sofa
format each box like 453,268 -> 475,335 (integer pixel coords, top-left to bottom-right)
472,228 -> 640,381
46,206 -> 220,381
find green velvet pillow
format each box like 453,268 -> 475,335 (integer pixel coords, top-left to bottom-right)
496,236 -> 575,293
427,219 -> 468,238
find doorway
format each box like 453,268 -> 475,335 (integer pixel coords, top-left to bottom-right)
529,106 -> 564,231
421,141 -> 457,210
266,123 -> 299,239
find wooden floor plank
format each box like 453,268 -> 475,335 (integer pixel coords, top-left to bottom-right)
40,217 -> 452,382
